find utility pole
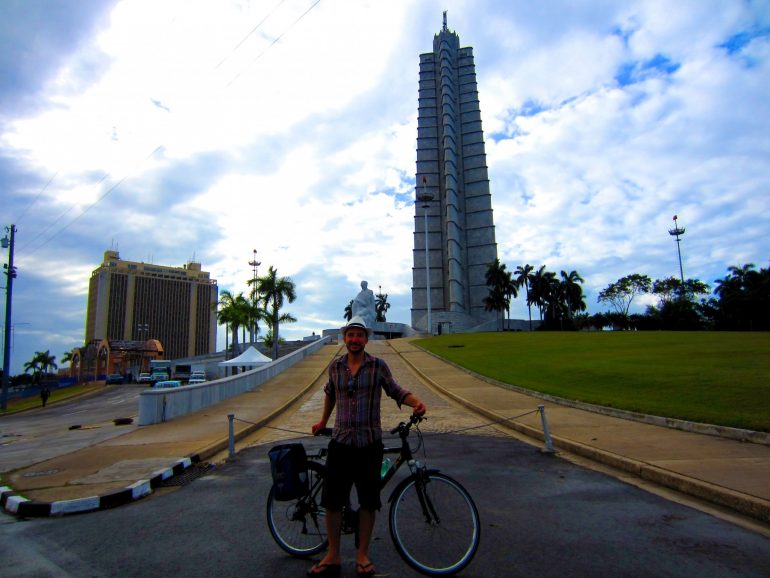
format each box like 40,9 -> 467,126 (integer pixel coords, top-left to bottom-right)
1,225 -> 17,410
248,249 -> 261,343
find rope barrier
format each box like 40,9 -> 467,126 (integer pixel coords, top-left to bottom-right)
228,408 -> 545,441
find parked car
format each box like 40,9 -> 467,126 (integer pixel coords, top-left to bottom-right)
137,372 -> 152,384
105,373 -> 125,384
152,380 -> 182,389
188,371 -> 207,385
150,371 -> 170,385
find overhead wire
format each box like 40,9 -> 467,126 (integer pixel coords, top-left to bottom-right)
14,0 -> 323,257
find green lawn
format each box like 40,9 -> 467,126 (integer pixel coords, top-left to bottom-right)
415,332 -> 770,432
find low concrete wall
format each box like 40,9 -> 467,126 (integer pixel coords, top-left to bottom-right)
138,336 -> 332,425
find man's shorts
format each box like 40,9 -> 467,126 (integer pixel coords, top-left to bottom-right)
321,439 -> 384,511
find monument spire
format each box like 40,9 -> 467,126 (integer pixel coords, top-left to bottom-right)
411,18 -> 498,334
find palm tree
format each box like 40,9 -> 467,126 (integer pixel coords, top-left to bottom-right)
560,270 -> 586,321
257,266 -> 297,360
24,350 -> 58,383
344,300 -> 353,321
529,265 -> 552,322
515,264 -> 534,330
484,259 -> 516,330
216,290 -> 251,362
61,349 -> 74,366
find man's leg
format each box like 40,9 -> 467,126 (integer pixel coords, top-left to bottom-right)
308,509 -> 342,575
357,508 -> 376,565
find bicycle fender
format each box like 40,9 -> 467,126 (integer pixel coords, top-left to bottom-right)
387,469 -> 441,503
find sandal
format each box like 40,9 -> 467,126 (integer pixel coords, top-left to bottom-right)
356,561 -> 376,577
307,562 -> 341,577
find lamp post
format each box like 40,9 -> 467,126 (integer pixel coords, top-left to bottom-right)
248,249 -> 261,343
418,177 -> 434,334
668,215 -> 686,286
1,224 -> 17,410
136,323 -> 149,373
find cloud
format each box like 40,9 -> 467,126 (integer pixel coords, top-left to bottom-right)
1,0 -> 769,373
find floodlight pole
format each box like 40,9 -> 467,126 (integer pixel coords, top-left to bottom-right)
668,215 -> 686,286
1,224 -> 17,410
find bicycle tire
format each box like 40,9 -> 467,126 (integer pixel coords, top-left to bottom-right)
389,472 -> 480,575
266,461 -> 328,557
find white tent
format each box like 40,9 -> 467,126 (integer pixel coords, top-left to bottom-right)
219,346 -> 273,367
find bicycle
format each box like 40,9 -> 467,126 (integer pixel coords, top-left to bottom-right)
266,414 -> 480,576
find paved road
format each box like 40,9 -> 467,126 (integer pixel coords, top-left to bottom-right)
0,385 -> 142,474
2,432 -> 768,578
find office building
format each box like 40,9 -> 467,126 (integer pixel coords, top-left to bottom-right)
84,250 -> 218,359
411,14 -> 499,332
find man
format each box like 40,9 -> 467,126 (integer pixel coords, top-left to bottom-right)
309,317 -> 426,578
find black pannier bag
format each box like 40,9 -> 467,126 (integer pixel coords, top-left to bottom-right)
268,443 -> 309,501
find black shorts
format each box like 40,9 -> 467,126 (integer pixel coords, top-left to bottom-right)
321,440 -> 384,511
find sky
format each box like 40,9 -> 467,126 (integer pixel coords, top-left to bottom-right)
1,0 -> 769,375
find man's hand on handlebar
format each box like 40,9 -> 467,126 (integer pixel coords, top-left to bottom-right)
311,421 -> 327,436
412,400 -> 427,416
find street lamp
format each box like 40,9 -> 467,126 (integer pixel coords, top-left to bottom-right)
417,177 -> 434,334
668,215 -> 686,286
248,249 -> 261,343
1,224 -> 17,410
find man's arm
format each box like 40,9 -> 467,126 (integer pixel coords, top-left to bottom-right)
402,393 -> 426,416
311,393 -> 336,435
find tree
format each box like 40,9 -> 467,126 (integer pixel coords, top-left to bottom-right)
514,264 -> 534,330
484,259 -> 517,330
375,291 -> 390,322
216,290 -> 251,363
246,277 -> 268,343
712,262 -> 770,330
597,274 -> 652,325
24,350 -> 57,383
529,265 -> 557,323
560,270 -> 586,324
61,349 -> 74,366
344,300 -> 353,321
258,266 -> 297,360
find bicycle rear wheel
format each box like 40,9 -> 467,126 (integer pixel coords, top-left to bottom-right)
389,472 -> 480,575
266,461 -> 328,557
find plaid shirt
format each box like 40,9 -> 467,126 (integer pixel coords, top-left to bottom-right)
324,352 -> 411,447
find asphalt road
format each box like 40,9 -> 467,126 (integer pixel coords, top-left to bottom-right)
2,430 -> 769,577
0,384 -> 143,474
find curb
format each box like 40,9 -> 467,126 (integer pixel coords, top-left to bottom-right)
1,456 -> 199,518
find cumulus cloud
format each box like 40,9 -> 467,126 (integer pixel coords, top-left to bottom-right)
1,0 -> 769,372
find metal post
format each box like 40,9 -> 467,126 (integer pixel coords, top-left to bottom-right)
228,413 -> 235,458
1,225 -> 17,411
538,404 -> 555,453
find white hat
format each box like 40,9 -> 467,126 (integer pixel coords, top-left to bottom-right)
341,316 -> 372,336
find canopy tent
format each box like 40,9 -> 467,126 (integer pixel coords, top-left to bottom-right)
219,346 -> 273,367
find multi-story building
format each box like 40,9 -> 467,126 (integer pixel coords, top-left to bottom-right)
411,14 -> 499,332
84,250 -> 218,360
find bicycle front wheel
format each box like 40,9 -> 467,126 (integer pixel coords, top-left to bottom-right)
266,461 -> 328,557
389,472 -> 480,575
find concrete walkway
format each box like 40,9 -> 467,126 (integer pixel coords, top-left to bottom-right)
2,339 -> 769,526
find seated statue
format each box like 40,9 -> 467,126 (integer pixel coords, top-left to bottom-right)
352,280 -> 376,328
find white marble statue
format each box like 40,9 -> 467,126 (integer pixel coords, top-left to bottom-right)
352,280 -> 376,328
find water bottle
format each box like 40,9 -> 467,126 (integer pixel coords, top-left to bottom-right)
380,457 -> 391,478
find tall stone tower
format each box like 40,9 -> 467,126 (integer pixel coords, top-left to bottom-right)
411,14 -> 498,333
